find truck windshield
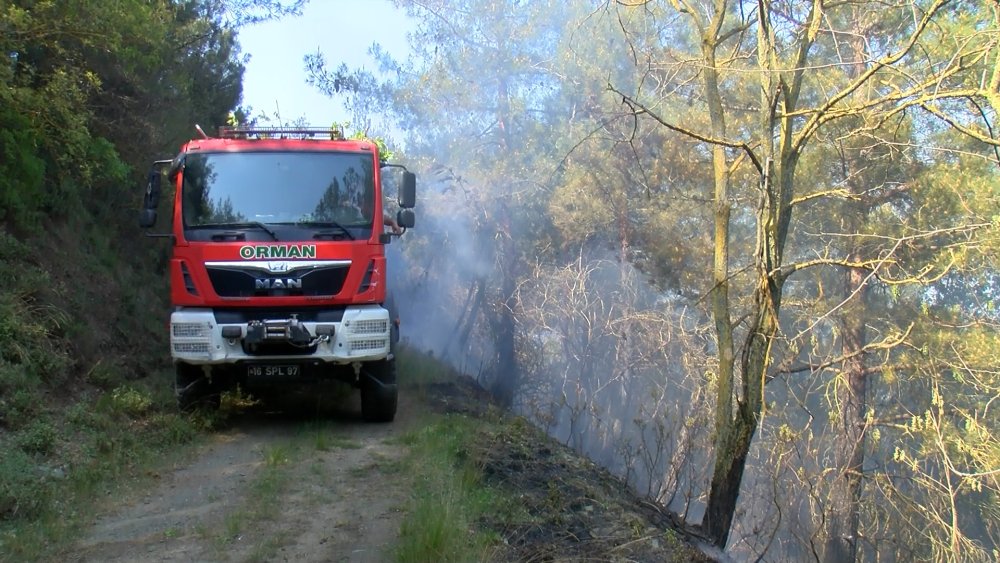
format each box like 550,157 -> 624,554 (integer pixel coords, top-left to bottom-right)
182,151 -> 377,231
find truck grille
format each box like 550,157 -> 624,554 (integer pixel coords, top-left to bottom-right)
206,265 -> 349,298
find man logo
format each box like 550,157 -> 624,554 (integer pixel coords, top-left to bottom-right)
255,278 -> 303,290
267,261 -> 290,273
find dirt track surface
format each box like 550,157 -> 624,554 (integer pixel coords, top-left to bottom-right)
66,379 -> 715,563
70,391 -> 413,563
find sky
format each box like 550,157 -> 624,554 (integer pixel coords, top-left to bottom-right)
238,0 -> 413,127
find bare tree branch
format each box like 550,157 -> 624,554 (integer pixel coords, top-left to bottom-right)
611,85 -> 765,174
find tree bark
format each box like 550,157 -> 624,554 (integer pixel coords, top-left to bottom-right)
824,260 -> 867,563
491,201 -> 520,407
824,21 -> 870,559
824,137 -> 869,563
489,71 -> 520,407
698,1 -> 741,546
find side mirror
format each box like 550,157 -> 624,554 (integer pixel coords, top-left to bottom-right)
143,169 -> 161,208
139,170 -> 161,228
397,209 -> 415,229
399,172 -> 416,209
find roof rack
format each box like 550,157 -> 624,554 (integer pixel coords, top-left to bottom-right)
217,126 -> 346,140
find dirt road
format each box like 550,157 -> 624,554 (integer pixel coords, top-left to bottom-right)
70,391 -> 414,563
63,379 -> 716,562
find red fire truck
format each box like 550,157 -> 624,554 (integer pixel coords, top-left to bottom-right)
139,126 -> 415,422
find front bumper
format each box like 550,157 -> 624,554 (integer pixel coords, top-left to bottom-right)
170,305 -> 391,365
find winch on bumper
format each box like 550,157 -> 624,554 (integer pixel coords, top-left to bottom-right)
169,304 -> 391,364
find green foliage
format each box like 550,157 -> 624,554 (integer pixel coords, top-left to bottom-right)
0,374 -> 201,560
395,415 -> 496,562
0,449 -> 51,521
0,386 -> 41,430
0,107 -> 46,227
15,421 -> 58,456
109,386 -> 154,418
337,122 -> 396,162
84,360 -> 126,391
0,232 -> 73,391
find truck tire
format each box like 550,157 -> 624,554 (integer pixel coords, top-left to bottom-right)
360,357 -> 397,422
175,363 -> 221,412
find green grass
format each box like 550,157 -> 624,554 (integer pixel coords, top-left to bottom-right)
261,444 -> 293,468
389,348 -> 525,561
301,421 -> 363,452
393,414 -> 503,563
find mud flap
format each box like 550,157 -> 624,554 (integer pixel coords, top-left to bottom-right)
360,370 -> 397,422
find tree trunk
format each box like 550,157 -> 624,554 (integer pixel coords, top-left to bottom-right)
703,223 -> 784,546
824,23 -> 870,559
445,278 -> 486,365
823,262 -> 867,562
489,73 -> 520,407
702,401 -> 756,545
699,7 -> 741,543
824,168 -> 869,562
490,200 -> 519,407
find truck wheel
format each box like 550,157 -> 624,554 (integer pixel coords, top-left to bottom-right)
175,363 -> 220,412
360,357 -> 397,422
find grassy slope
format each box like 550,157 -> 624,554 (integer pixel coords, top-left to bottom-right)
0,215 -> 191,560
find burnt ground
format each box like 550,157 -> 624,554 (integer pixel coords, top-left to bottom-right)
423,380 -> 715,562
67,378 -> 715,562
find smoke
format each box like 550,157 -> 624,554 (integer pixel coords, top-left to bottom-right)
387,184 -> 721,517
386,172 -> 496,375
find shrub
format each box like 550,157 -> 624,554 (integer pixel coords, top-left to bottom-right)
110,386 -> 153,417
16,421 -> 58,456
0,449 -> 49,520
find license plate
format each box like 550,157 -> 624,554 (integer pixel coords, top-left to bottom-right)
247,365 -> 300,377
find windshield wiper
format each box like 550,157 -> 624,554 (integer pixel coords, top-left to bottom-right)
283,221 -> 355,241
190,222 -> 280,241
